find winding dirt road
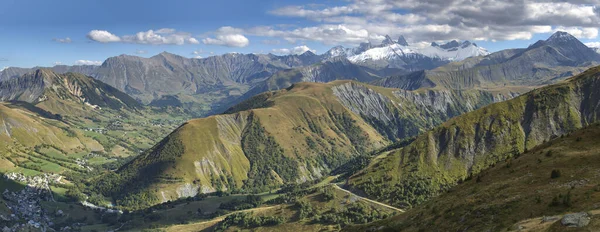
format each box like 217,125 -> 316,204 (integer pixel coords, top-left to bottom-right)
331,184 -> 405,213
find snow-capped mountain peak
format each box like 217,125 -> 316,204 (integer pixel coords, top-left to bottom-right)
348,36 -> 489,65
547,31 -> 577,43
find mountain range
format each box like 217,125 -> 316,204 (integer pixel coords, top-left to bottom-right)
375,31 -> 600,91
3,31 -> 600,231
0,35 -> 491,117
3,32 -> 596,119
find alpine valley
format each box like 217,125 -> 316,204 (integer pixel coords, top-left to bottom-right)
1,30 -> 600,232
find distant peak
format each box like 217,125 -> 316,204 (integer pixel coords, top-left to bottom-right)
397,35 -> 409,46
300,50 -> 316,56
440,40 -> 460,49
431,42 -> 439,47
158,51 -> 174,56
547,31 -> 577,43
460,41 -> 472,48
381,35 -> 395,46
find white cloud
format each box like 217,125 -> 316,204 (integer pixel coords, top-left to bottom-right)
244,24 -> 370,44
53,37 -> 72,43
271,48 -> 291,54
135,49 -> 147,54
257,0 -> 600,45
203,34 -> 250,47
262,39 -> 281,45
271,45 -> 316,55
155,28 -> 176,34
75,60 -> 102,66
193,55 -> 202,59
585,42 -> 600,48
192,49 -> 204,55
291,45 -> 316,54
188,38 -> 200,44
202,26 -> 251,47
553,27 -> 598,39
87,29 -> 199,45
87,30 -> 121,43
53,61 -> 63,65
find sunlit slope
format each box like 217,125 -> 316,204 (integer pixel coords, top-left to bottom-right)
349,65 -> 600,209
349,122 -> 600,231
96,80 -> 516,209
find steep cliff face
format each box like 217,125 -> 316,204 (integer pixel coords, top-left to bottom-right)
348,66 -> 600,209
332,82 -> 515,140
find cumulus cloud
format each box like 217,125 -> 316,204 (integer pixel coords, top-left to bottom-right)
201,26 -> 250,47
585,41 -> 600,48
262,39 -> 281,45
244,24 -> 371,44
553,26 -> 598,39
53,61 -> 63,65
87,28 -> 199,45
53,37 -> 72,43
271,48 -> 290,54
87,30 -> 121,43
271,45 -> 316,55
75,60 -> 102,65
256,0 -> 600,45
203,34 -> 250,47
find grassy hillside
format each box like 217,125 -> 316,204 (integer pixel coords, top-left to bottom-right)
92,80 -> 520,210
0,69 -> 188,176
155,184 -> 397,232
349,122 -> 600,231
348,66 -> 600,209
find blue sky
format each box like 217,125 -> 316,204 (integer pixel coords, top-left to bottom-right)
2,0 -> 600,68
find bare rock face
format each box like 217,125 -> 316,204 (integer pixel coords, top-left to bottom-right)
332,82 -> 506,140
561,212 -> 591,228
332,82 -> 394,124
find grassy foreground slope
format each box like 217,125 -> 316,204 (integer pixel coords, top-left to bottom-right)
349,65 -> 600,209
349,123 -> 600,232
93,80 -> 517,209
